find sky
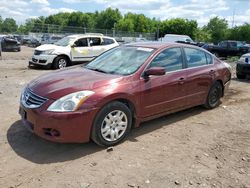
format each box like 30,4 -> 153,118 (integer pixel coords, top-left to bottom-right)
0,0 -> 250,27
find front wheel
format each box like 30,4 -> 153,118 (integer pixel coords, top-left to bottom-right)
53,56 -> 68,69
204,82 -> 223,109
91,101 -> 132,146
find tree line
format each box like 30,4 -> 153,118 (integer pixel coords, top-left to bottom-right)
0,8 -> 250,43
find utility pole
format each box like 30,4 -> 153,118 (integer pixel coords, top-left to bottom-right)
232,8 -> 235,28
113,22 -> 117,38
157,23 -> 160,41
0,39 -> 2,60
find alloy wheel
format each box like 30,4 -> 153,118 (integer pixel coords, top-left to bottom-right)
101,110 -> 128,142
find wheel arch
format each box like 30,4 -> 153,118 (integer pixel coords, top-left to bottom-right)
215,79 -> 224,97
52,54 -> 72,66
90,98 -> 136,146
95,96 -> 138,128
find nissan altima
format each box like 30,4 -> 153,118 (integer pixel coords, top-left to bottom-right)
19,42 -> 231,146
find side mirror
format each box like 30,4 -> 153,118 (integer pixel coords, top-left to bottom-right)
144,67 -> 165,77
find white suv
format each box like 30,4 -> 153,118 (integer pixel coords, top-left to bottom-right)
29,34 -> 119,69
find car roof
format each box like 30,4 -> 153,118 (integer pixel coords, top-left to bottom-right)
125,42 -> 198,50
68,34 -> 114,39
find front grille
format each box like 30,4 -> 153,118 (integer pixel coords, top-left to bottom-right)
39,59 -> 47,64
22,88 -> 47,108
34,50 -> 42,55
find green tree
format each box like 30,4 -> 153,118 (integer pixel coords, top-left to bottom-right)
0,16 -> 2,32
194,27 -> 212,42
228,24 -> 250,42
95,8 -> 122,29
1,18 -> 18,33
116,18 -> 135,32
160,18 -> 198,39
204,17 -> 228,43
45,12 -> 71,26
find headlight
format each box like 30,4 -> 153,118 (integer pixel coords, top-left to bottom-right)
47,91 -> 95,112
40,49 -> 54,55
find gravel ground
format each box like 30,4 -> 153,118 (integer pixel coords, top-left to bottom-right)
0,46 -> 249,188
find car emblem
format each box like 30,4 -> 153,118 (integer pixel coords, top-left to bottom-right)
24,92 -> 30,102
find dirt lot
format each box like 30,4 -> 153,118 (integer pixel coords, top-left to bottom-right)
0,46 -> 249,188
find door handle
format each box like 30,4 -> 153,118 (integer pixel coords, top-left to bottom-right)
178,77 -> 185,85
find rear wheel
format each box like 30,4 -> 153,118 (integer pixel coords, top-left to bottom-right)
204,82 -> 223,109
53,56 -> 68,69
236,73 -> 246,79
91,101 -> 132,146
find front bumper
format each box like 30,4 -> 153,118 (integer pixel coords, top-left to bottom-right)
19,104 -> 99,143
224,80 -> 230,94
236,62 -> 250,75
29,54 -> 57,66
3,45 -> 20,51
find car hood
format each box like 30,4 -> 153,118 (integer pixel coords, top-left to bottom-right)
36,44 -> 57,51
242,52 -> 250,57
28,67 -> 123,100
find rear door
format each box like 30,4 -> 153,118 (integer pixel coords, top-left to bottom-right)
89,37 -> 106,58
183,47 -> 214,106
140,47 -> 188,117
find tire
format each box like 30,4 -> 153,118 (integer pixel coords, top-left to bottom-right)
204,82 -> 223,109
236,73 -> 246,79
53,56 -> 68,69
91,101 -> 132,146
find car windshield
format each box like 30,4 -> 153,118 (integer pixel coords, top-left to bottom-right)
54,36 -> 76,46
85,46 -> 154,75
237,41 -> 245,47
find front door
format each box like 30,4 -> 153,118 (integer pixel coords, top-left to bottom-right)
71,37 -> 93,62
140,47 -> 188,118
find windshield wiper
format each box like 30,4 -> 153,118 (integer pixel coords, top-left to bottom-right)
86,66 -> 108,74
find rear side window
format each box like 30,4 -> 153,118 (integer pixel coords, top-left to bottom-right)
149,47 -> 183,72
220,42 -> 227,48
102,38 -> 115,45
229,42 -> 237,48
206,53 -> 213,64
184,48 -> 207,68
90,37 -> 101,46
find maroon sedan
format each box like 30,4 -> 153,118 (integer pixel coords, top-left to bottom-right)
19,43 -> 231,146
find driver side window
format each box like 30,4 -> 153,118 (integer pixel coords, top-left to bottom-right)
149,48 -> 183,72
75,38 -> 88,47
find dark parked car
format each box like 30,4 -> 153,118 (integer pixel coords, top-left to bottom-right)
236,53 -> 250,79
19,42 -> 231,146
27,37 -> 41,47
204,40 -> 250,57
0,35 -> 21,52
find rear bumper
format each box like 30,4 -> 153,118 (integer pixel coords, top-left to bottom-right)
236,63 -> 250,75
